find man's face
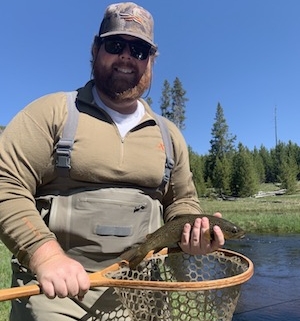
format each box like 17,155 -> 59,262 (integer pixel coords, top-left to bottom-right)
92,35 -> 153,103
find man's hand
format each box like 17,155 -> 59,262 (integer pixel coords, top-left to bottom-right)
179,212 -> 225,255
29,240 -> 90,300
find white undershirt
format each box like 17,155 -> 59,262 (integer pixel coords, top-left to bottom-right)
92,86 -> 145,138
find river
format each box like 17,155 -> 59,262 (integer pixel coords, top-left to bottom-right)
226,234 -> 300,321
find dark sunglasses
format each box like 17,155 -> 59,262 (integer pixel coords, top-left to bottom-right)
99,36 -> 156,60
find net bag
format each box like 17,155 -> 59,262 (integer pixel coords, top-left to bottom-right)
106,248 -> 253,321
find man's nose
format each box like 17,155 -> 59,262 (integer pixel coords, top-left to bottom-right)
120,43 -> 132,59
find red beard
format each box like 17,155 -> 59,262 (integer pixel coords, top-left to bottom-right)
93,61 -> 152,102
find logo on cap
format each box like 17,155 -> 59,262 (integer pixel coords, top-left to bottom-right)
120,12 -> 143,25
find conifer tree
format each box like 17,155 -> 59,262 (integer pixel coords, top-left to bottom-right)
213,155 -> 231,195
278,157 -> 297,194
160,80 -> 172,118
258,145 -> 273,183
209,103 -> 236,158
170,77 -> 187,130
145,96 -> 153,107
252,147 -> 266,183
206,102 -> 236,191
160,77 -> 187,131
231,143 -> 258,197
188,146 -> 206,196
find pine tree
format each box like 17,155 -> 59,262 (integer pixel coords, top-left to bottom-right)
213,155 -> 231,195
170,77 -> 187,130
276,141 -> 298,193
278,157 -> 297,194
160,80 -> 171,118
209,103 -> 236,158
231,143 -> 258,197
206,102 -> 236,191
145,96 -> 153,107
160,77 -> 187,131
252,147 -> 266,183
188,146 -> 206,196
258,145 -> 273,183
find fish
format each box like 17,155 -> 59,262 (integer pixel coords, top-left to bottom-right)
121,214 -> 245,269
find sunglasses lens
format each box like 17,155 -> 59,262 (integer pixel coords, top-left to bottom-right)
104,40 -> 125,55
103,37 -> 153,60
130,43 -> 151,60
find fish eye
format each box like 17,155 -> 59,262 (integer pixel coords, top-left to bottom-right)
232,226 -> 238,234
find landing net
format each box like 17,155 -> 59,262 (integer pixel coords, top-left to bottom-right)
106,248 -> 253,321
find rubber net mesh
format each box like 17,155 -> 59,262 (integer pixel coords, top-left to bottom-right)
105,250 -> 249,321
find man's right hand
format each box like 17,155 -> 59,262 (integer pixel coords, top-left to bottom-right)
29,240 -> 90,300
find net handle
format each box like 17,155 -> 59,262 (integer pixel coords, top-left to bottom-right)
0,248 -> 254,302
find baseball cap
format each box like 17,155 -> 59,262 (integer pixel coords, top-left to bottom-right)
99,2 -> 157,48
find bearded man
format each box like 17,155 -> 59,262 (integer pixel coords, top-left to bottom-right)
0,2 -> 224,320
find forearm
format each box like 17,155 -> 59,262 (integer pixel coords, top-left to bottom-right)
0,197 -> 56,267
29,239 -> 64,273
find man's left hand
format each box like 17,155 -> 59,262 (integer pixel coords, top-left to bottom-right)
179,212 -> 225,255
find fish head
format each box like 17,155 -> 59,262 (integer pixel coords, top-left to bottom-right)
223,224 -> 245,239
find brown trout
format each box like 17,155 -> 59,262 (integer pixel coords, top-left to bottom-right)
121,214 -> 245,269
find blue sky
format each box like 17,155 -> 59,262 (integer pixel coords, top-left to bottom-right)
1,1 -> 300,155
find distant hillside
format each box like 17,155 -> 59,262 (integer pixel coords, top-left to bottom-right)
0,126 -> 5,134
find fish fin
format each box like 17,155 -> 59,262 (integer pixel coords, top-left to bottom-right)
120,246 -> 147,270
120,246 -> 139,262
152,247 -> 165,254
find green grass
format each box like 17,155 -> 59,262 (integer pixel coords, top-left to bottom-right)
0,243 -> 11,321
200,193 -> 300,234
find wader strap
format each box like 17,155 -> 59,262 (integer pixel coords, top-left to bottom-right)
55,92 -> 174,193
55,91 -> 79,177
153,114 -> 174,194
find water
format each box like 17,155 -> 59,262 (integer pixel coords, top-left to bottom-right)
226,234 -> 300,321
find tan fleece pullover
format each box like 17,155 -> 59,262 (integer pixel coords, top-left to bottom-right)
0,81 -> 201,267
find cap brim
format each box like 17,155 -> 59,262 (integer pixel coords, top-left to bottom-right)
100,31 -> 157,48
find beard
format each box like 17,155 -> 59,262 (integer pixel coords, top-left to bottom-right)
93,60 -> 152,103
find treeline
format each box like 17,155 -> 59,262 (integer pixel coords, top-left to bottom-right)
189,103 -> 299,198
189,140 -> 300,198
154,78 -> 299,198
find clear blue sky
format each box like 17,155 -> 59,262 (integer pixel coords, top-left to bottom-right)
1,0 -> 300,155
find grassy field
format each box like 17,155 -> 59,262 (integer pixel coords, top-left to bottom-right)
0,243 -> 11,321
200,186 -> 300,233
0,184 -> 300,320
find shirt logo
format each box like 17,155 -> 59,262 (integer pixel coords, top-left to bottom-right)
157,142 -> 165,152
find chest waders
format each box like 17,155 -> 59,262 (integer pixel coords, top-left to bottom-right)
39,92 -> 176,271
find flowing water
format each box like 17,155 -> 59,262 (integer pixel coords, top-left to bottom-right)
226,234 -> 300,321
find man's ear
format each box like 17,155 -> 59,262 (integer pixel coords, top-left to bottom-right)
92,45 -> 99,60
91,36 -> 101,64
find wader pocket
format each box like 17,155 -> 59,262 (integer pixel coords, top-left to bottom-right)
47,188 -> 162,256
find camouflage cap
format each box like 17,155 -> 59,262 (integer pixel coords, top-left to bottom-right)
99,2 -> 157,48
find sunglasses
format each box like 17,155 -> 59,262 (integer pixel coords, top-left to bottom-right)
100,36 -> 156,60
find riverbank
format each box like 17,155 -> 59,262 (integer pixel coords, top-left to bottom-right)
199,192 -> 300,234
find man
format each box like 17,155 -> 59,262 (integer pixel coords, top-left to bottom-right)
0,2 -> 224,320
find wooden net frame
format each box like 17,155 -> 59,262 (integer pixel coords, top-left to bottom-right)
102,248 -> 254,321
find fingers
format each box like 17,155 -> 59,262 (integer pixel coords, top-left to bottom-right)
41,270 -> 90,300
37,257 -> 90,300
213,212 -> 222,218
179,215 -> 225,255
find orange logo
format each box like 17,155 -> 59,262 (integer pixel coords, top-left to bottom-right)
157,142 -> 165,152
120,13 -> 143,25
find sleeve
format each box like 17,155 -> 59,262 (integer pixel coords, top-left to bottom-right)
162,120 -> 203,222
0,92 -> 67,267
